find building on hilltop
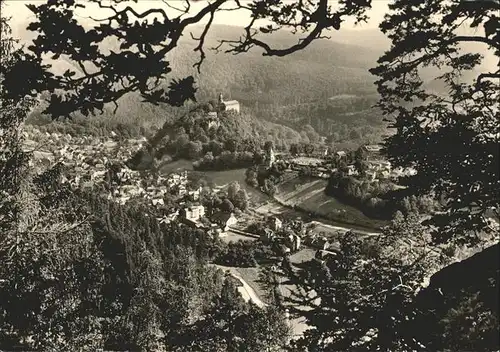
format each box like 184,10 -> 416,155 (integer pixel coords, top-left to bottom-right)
205,111 -> 220,129
218,93 -> 240,114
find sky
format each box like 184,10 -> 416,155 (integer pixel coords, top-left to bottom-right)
3,0 -> 389,30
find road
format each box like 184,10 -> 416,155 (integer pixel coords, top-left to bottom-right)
211,264 -> 310,338
211,264 -> 266,308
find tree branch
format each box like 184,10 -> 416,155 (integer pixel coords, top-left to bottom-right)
190,7 -> 216,73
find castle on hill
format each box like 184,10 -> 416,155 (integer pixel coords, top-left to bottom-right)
218,93 -> 240,114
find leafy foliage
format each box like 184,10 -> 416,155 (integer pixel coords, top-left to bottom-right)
5,0 -> 374,118
284,213 -> 441,351
371,0 -> 500,246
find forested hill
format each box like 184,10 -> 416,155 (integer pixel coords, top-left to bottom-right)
14,20 -> 492,137
152,100 -> 310,161
14,20 -> 383,118
167,25 -> 384,105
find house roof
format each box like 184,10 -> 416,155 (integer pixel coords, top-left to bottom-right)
183,218 -> 202,228
261,228 -> 275,236
364,144 -> 383,152
223,100 -> 239,105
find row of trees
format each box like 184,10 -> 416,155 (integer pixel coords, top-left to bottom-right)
193,151 -> 256,171
245,166 -> 280,197
325,173 -> 441,220
325,174 -> 398,219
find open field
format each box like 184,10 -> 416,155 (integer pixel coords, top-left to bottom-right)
275,177 -> 388,229
299,191 -> 388,229
159,159 -> 193,174
196,168 -> 269,205
290,156 -> 324,166
220,230 -> 258,244
279,181 -> 326,206
289,248 -> 317,266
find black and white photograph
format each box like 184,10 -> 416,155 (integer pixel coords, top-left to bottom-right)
0,0 -> 498,351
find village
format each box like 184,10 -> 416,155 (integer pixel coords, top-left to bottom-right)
276,143 -> 417,181
22,123 -> 374,267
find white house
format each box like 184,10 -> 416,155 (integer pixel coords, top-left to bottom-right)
184,205 -> 205,222
364,144 -> 383,153
211,212 -> 238,232
223,100 -> 240,113
346,165 -> 358,176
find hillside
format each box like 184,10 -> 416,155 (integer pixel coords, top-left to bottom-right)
13,19 -> 385,131
151,101 -> 308,161
14,19 -> 491,144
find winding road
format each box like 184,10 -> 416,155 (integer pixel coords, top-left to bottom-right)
210,264 -> 266,308
211,264 -> 310,338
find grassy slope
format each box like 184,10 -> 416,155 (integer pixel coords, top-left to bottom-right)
275,177 -> 388,229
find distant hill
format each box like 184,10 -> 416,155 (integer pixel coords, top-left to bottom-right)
13,19 -> 493,141
167,24 -> 384,105
13,19 -> 383,121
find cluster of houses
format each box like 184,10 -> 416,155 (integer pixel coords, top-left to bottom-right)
167,202 -> 240,238
258,216 -> 303,254
275,143 -> 416,182
22,126 -> 145,174
22,125 -> 244,239
255,216 -> 348,261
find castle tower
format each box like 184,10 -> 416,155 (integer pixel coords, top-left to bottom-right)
218,93 -> 225,113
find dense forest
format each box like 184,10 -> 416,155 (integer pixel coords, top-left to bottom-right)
254,95 -> 387,144
325,172 -> 441,220
0,163 -> 290,350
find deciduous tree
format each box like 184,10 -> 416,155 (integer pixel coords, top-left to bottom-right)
371,0 -> 500,246
4,0 -> 373,118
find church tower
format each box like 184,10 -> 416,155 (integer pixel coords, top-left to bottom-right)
218,93 -> 225,112
266,146 -> 275,168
